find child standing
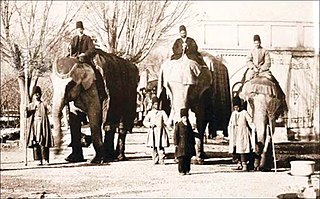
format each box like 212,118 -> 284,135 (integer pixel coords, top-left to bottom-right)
26,86 -> 54,165
228,96 -> 255,171
143,97 -> 170,165
174,108 -> 196,175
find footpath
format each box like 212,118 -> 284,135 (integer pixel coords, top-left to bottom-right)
1,127 -> 319,198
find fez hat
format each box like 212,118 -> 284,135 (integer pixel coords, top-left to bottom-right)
76,21 -> 84,29
179,25 -> 186,32
253,34 -> 261,42
232,96 -> 241,107
33,86 -> 42,96
151,96 -> 159,105
180,108 -> 189,117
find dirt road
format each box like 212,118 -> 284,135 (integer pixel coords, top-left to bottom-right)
1,127 -> 319,198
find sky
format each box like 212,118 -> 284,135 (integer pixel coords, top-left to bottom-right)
193,1 -> 316,22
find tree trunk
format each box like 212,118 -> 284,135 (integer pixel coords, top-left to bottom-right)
18,77 -> 29,149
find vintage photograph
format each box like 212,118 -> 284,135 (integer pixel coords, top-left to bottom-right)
1,1 -> 319,198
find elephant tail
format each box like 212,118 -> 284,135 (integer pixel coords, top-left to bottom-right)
157,62 -> 165,99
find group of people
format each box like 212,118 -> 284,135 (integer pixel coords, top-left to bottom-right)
142,96 -> 196,175
26,21 -> 280,174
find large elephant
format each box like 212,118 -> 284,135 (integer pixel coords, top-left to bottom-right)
51,49 -> 139,163
239,75 -> 287,171
157,52 -> 220,163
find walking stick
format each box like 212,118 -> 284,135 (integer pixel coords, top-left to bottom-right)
267,124 -> 277,173
24,53 -> 28,166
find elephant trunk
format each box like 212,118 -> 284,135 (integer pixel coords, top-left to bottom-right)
52,90 -> 66,155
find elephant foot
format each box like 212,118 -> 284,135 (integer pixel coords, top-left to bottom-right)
259,167 -> 272,172
65,153 -> 86,163
117,154 -> 128,161
90,155 -> 104,164
103,155 -> 118,162
254,158 -> 260,170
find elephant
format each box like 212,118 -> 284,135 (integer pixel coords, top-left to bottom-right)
51,49 -> 139,163
239,73 -> 287,171
157,52 -> 224,163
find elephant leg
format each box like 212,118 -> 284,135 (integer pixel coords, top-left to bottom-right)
103,129 -> 117,161
88,119 -> 104,164
116,127 -> 128,161
194,119 -> 206,164
103,124 -> 117,161
65,111 -> 85,162
259,137 -> 273,171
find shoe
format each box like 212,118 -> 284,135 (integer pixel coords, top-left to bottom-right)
65,154 -> 86,163
159,160 -> 165,165
179,172 -> 186,176
186,172 -> 191,175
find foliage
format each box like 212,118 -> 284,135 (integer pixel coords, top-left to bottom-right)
83,1 -> 191,64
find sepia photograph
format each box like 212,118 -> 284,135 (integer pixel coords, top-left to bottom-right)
1,1 -> 319,198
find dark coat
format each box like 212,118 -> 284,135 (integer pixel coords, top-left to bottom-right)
70,34 -> 95,57
174,121 -> 196,158
26,101 -> 53,148
171,37 -> 206,66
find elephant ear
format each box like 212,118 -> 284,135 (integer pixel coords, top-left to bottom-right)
71,63 -> 96,90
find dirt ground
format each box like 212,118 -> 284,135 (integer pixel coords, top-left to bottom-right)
1,127 -> 319,198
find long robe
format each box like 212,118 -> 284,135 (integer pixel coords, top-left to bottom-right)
174,121 -> 196,158
228,110 -> 255,154
26,101 -> 53,148
143,109 -> 169,148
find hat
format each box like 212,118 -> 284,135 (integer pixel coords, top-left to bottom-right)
180,108 -> 189,117
76,21 -> 84,29
151,97 -> 159,105
33,86 -> 42,96
253,34 -> 261,42
179,25 -> 186,32
232,96 -> 241,107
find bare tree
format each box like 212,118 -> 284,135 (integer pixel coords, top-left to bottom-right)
83,1 -> 192,64
0,0 -> 82,146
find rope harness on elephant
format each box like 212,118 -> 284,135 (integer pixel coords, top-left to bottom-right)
54,58 -> 80,79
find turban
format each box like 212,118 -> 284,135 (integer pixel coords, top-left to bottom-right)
76,21 -> 84,29
253,34 -> 261,42
33,86 -> 42,96
151,97 -> 159,105
180,108 -> 189,117
179,25 -> 186,32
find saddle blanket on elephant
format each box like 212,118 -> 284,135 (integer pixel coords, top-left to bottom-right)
241,75 -> 287,117
163,56 -> 202,85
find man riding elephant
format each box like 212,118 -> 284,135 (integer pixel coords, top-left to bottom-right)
62,21 -> 107,162
68,21 -> 107,103
241,34 -> 286,108
171,25 -> 207,67
240,34 -> 287,171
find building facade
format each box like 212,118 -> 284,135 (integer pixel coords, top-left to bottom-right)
192,19 -> 319,140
